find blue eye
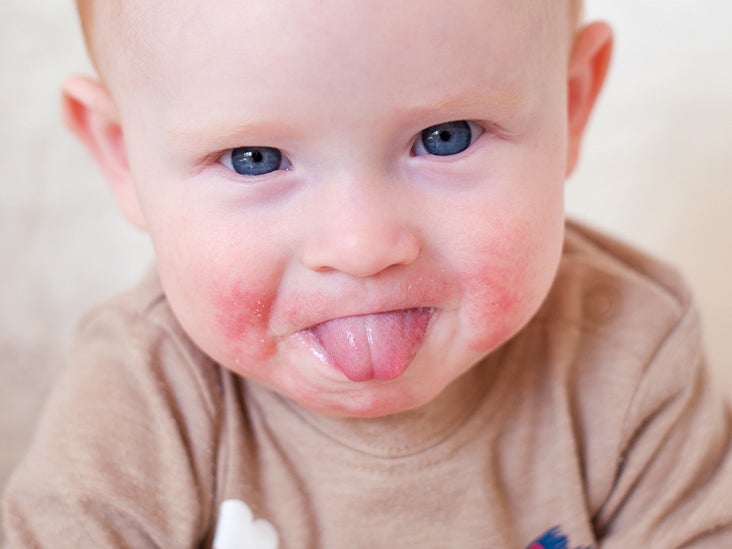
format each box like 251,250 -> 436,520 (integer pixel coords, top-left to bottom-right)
413,121 -> 483,157
224,146 -> 291,176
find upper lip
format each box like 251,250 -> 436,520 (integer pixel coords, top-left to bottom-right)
270,271 -> 454,337
272,288 -> 445,337
278,304 -> 439,338
310,306 -> 435,329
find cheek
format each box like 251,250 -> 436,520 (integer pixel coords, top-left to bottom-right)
460,218 -> 562,352
140,180 -> 288,368
210,280 -> 278,362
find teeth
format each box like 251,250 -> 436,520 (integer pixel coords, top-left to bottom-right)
311,308 -> 432,382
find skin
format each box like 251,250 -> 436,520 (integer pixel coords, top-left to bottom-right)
63,0 -> 612,418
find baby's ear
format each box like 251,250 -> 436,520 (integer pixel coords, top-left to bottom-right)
566,22 -> 613,176
62,76 -> 147,230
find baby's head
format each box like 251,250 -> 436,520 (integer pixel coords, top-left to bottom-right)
65,0 -> 611,417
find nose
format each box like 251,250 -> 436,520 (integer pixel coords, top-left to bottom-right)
300,181 -> 422,278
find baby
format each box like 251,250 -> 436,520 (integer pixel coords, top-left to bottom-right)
4,0 -> 732,547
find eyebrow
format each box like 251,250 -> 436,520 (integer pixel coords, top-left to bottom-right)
165,119 -> 292,152
166,89 -> 525,148
405,90 -> 525,120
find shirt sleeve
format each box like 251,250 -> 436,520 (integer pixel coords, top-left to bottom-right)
2,304 -> 221,548
595,302 -> 732,547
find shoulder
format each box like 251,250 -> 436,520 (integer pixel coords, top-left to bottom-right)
517,219 -> 706,456
504,221 -> 710,517
540,226 -> 732,545
562,219 -> 690,305
527,220 -> 704,399
509,219 -> 703,406
539,219 -> 705,412
77,266 -> 204,365
71,267 -> 224,418
37,267 -> 231,455
534,219 -> 698,358
2,268 -> 230,545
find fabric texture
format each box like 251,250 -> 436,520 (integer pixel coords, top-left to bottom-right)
3,221 -> 731,548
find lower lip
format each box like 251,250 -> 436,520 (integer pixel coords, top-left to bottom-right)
297,308 -> 435,382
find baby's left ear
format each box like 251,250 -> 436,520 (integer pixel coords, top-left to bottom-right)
566,22 -> 613,176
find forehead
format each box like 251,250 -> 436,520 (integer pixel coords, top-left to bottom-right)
105,1 -> 570,129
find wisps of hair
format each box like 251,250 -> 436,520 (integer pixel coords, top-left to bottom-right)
76,0 -> 97,64
571,0 -> 584,27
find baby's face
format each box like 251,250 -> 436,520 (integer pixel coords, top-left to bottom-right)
113,0 -> 572,417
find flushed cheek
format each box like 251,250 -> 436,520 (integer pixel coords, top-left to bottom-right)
460,226 -> 558,352
210,281 -> 278,363
462,262 -> 525,352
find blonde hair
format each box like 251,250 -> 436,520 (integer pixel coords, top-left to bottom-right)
570,0 -> 584,27
76,0 -> 585,73
76,0 -> 95,64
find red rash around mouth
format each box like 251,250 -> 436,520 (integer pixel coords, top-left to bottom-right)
212,282 -> 276,360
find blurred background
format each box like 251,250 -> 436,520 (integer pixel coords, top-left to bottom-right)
1,0 -> 731,532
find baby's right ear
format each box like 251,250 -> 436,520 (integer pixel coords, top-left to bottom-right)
62,76 -> 147,230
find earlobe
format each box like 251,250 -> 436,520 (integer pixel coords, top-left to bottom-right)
62,75 -> 147,230
565,22 -> 613,176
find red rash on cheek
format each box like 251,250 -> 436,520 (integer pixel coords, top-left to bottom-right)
464,268 -> 524,352
462,232 -> 535,352
211,282 -> 277,361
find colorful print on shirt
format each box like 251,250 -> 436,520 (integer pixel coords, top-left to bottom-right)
213,500 -> 279,549
526,526 -> 591,549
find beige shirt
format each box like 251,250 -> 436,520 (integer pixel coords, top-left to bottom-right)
4,221 -> 732,548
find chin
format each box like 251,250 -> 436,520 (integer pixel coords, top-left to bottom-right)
301,375 -> 446,419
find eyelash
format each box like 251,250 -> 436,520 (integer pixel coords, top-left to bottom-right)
217,120 -> 488,178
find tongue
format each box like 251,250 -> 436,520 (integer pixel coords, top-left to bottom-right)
311,309 -> 432,382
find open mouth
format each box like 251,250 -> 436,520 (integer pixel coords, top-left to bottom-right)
305,308 -> 435,382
